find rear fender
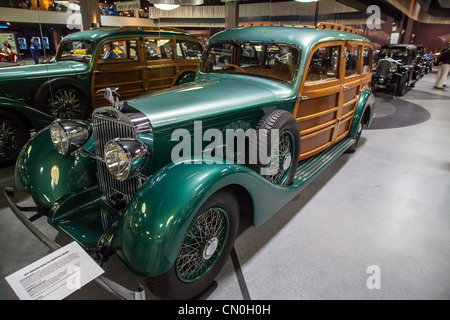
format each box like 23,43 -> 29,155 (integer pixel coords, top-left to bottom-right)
349,89 -> 375,138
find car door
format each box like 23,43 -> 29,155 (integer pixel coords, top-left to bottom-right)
174,38 -> 203,83
91,38 -> 145,109
334,42 -> 367,144
294,42 -> 342,161
144,37 -> 178,90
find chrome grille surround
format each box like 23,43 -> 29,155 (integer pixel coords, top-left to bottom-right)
92,104 -> 152,207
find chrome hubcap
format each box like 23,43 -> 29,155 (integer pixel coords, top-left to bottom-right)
203,237 -> 219,260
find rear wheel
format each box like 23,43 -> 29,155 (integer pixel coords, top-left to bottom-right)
145,189 -> 239,300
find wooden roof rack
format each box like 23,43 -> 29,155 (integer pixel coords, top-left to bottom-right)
89,26 -> 188,34
241,22 -> 359,34
315,22 -> 359,34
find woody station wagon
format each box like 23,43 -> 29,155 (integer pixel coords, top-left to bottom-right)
6,23 -> 375,300
0,26 -> 202,166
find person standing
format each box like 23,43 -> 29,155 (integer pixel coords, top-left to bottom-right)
434,46 -> 450,89
30,38 -> 39,64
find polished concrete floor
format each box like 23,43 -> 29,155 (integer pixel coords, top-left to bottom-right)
1,71 -> 449,300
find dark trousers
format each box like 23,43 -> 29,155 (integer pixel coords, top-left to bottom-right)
31,52 -> 39,64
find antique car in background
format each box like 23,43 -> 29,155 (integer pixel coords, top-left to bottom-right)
6,23 -> 375,300
416,45 -> 433,74
0,26 -> 202,120
0,98 -> 53,167
373,44 -> 423,96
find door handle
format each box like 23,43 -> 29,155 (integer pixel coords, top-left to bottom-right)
344,86 -> 350,91
93,70 -> 102,74
298,95 -> 310,100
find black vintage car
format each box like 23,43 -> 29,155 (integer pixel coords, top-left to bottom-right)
373,44 -> 423,96
417,45 -> 433,74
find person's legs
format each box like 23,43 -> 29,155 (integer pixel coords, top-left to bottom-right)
32,53 -> 39,64
435,64 -> 450,88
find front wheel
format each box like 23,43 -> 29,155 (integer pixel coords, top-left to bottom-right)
34,78 -> 89,119
0,111 -> 30,167
145,189 -> 239,300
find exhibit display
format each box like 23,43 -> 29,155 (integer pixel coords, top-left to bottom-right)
1,0 -> 450,304
5,22 -> 375,299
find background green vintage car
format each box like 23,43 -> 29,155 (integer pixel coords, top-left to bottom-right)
8,23 -> 375,299
0,97 -> 53,167
0,26 -> 202,167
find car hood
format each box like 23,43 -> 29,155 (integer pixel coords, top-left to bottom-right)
0,61 -> 88,81
127,75 -> 293,128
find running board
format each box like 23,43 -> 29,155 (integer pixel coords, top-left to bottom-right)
294,138 -> 354,186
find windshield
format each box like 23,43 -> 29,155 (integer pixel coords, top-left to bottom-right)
201,42 -> 300,82
380,48 -> 408,59
57,40 -> 93,63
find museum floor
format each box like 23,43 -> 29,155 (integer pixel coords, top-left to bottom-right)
1,71 -> 449,300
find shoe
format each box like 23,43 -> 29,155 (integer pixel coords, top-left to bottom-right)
444,84 -> 447,87
434,86 -> 444,89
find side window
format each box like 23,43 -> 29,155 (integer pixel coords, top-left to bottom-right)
145,39 -> 173,60
362,46 -> 372,73
306,45 -> 340,83
99,40 -> 138,62
345,44 -> 361,77
176,40 -> 202,59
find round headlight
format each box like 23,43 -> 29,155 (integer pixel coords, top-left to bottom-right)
104,138 -> 150,181
50,119 -> 92,155
389,64 -> 397,72
50,121 -> 69,155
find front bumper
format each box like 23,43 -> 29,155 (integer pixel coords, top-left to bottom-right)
3,187 -> 146,300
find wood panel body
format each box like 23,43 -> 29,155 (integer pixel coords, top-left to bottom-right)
294,41 -> 373,160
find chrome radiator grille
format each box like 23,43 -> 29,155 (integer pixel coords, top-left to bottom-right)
92,111 -> 142,207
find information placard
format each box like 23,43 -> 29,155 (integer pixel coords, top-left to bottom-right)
5,241 -> 104,300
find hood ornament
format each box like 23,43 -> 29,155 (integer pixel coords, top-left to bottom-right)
97,87 -> 124,110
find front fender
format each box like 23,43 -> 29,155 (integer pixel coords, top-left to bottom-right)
15,127 -> 97,208
115,157 -> 304,277
115,159 -> 238,276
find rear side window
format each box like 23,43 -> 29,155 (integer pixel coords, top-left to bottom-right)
345,44 -> 361,77
306,45 -> 340,83
176,40 -> 202,59
145,39 -> 173,60
99,39 -> 138,62
362,46 -> 372,73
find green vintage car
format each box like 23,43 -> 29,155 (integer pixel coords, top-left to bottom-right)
6,23 -> 375,299
0,97 -> 53,167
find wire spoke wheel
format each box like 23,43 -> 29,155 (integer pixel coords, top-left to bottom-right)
48,88 -> 83,119
176,207 -> 229,283
0,119 -> 19,157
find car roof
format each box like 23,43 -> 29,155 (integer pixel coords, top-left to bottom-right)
208,25 -> 372,51
61,27 -> 199,44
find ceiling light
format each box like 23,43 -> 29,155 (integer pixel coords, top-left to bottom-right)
150,0 -> 203,11
154,4 -> 180,10
294,0 -> 319,3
